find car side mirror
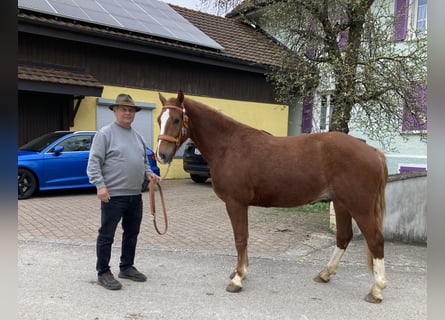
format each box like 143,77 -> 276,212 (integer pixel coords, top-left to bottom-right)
53,145 -> 64,155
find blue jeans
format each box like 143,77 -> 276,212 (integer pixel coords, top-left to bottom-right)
96,195 -> 143,275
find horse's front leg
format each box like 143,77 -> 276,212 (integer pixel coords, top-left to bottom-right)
225,201 -> 249,293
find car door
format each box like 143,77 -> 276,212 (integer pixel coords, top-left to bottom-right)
40,134 -> 94,189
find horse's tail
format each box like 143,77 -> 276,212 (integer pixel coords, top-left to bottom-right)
366,150 -> 388,270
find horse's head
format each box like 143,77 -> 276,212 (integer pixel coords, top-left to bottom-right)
156,90 -> 189,164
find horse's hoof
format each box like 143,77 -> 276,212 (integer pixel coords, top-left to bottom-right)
313,274 -> 329,283
364,292 -> 383,304
226,283 -> 242,293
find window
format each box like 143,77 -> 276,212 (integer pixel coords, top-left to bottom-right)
416,0 -> 427,35
56,135 -> 93,152
310,93 -> 333,133
319,95 -> 328,131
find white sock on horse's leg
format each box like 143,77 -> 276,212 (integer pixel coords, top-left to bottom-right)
317,246 -> 345,282
366,258 -> 387,303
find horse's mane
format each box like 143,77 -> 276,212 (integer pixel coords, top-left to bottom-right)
183,97 -> 256,134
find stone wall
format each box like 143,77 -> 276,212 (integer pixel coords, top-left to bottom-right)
330,172 -> 427,244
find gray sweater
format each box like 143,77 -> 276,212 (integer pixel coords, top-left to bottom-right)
87,122 -> 152,197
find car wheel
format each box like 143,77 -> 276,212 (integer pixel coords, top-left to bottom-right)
190,174 -> 208,183
18,168 -> 37,200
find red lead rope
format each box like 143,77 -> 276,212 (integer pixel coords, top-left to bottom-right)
149,179 -> 168,235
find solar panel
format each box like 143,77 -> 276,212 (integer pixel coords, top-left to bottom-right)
18,0 -> 224,50
50,2 -> 91,20
18,0 -> 56,12
83,10 -> 119,26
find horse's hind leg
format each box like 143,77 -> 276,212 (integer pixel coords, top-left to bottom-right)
314,201 -> 353,283
225,201 -> 249,293
354,214 -> 386,303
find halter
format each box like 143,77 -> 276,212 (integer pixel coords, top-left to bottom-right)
157,104 -> 189,148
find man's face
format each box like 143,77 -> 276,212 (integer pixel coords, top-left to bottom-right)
113,105 -> 137,128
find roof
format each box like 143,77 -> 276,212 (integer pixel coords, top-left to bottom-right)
17,0 -> 223,51
18,62 -> 103,96
171,5 -> 283,67
18,4 -> 285,71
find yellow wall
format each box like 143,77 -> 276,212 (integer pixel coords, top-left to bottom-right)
71,85 -> 288,179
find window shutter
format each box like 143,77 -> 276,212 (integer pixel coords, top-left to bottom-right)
305,47 -> 316,58
305,21 -> 318,58
337,12 -> 349,51
402,84 -> 427,131
302,94 -> 313,133
394,0 -> 409,41
399,166 -> 427,173
338,29 -> 349,51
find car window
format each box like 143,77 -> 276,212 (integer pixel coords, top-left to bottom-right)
77,136 -> 93,151
19,132 -> 68,151
56,135 -> 93,152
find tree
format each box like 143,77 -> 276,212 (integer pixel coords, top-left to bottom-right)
203,0 -> 427,150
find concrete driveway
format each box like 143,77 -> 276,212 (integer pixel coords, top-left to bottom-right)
18,179 -> 427,319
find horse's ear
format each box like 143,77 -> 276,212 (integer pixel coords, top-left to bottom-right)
177,90 -> 184,105
158,92 -> 167,105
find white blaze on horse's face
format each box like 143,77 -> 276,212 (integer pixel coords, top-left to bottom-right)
158,109 -> 170,137
156,109 -> 171,162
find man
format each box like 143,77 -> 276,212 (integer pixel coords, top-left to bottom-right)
87,93 -> 161,290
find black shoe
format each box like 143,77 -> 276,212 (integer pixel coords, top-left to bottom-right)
98,271 -> 122,290
118,266 -> 147,282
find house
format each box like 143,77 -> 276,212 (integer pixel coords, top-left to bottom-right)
18,0 -> 290,178
227,0 -> 427,174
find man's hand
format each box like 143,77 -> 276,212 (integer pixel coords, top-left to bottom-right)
97,187 -> 110,203
147,172 -> 161,184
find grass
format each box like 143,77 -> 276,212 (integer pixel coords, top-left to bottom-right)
275,201 -> 330,214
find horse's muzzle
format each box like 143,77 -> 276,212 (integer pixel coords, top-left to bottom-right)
156,150 -> 171,164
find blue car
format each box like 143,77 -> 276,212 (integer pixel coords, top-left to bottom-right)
18,131 -> 160,199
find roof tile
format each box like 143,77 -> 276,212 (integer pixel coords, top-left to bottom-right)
172,5 -> 283,66
18,63 -> 103,88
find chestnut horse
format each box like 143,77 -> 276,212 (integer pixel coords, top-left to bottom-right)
156,91 -> 388,303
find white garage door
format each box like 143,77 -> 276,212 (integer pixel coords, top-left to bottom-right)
96,98 -> 156,149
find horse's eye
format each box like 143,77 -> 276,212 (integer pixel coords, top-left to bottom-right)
174,118 -> 180,124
